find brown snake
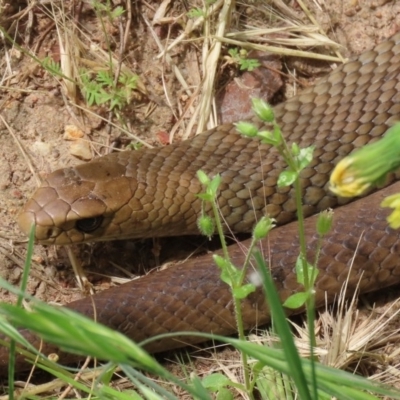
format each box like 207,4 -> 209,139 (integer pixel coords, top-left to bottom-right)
3,33 -> 400,373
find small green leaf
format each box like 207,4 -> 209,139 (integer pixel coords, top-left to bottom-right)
239,59 -> 261,71
277,170 -> 297,187
271,125 -> 283,146
202,373 -> 231,390
233,283 -> 256,299
283,292 -> 308,309
256,130 -> 275,145
228,48 -> 239,58
258,126 -> 283,147
119,73 -> 138,90
235,121 -> 259,137
197,170 -> 210,186
187,7 -> 204,18
97,70 -> 113,86
42,56 -> 61,76
213,255 -> 239,287
197,193 -> 213,201
297,146 -> 315,170
111,6 -> 125,18
213,255 -> 243,289
208,174 -> 221,197
216,388 -> 234,400
295,256 -> 319,286
213,254 -> 228,269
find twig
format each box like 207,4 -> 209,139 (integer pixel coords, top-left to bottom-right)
0,115 -> 41,187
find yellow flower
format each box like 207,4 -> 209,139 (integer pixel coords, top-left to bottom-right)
329,158 -> 371,197
381,194 -> 400,229
329,123 -> 400,198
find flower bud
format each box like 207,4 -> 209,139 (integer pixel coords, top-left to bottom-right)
253,216 -> 275,240
316,209 -> 333,236
235,121 -> 259,137
197,170 -> 210,186
197,215 -> 215,238
251,98 -> 275,122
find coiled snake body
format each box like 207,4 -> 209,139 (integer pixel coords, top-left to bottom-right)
4,33 -> 400,372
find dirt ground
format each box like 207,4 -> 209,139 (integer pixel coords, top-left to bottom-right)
1,0 -> 400,395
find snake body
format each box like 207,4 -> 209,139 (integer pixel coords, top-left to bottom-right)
4,32 -> 400,372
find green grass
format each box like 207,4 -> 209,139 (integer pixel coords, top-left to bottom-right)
1,242 -> 400,399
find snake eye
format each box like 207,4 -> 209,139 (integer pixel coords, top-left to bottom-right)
76,216 -> 104,233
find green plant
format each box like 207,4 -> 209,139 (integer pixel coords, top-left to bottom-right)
80,68 -> 138,110
227,48 -> 261,71
195,98 -> 335,398
41,56 -> 62,77
187,7 -> 206,18
1,270 -> 212,399
197,171 -> 276,397
236,99 -> 332,325
3,256 -> 400,399
92,0 -> 125,21
187,0 -> 217,18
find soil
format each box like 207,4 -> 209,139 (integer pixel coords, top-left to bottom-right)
0,0 -> 400,394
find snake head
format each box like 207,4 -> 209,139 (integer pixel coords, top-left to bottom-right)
18,161 -> 136,245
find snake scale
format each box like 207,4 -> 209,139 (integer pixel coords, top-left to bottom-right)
3,32 -> 400,373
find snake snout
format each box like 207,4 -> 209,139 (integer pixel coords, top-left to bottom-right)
17,209 -> 36,237
17,204 -> 63,244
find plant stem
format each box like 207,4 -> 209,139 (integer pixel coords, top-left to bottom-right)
238,238 -> 257,286
210,199 -> 253,397
294,178 -> 318,397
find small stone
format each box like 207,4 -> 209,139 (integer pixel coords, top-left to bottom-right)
32,141 -> 52,156
64,124 -> 84,140
69,138 -> 92,160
